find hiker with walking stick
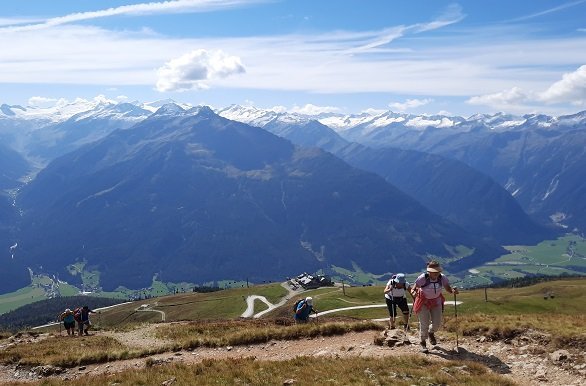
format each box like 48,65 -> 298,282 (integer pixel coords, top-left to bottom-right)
383,273 -> 412,330
411,261 -> 459,353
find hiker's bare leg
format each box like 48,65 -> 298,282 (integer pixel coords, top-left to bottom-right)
402,313 -> 409,327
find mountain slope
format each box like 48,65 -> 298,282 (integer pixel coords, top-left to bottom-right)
0,143 -> 30,292
337,143 -> 556,245
16,106 -> 503,290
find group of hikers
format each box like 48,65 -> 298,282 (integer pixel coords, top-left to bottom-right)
58,305 -> 97,337
293,260 -> 459,353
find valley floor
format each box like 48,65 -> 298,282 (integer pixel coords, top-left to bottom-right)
1,323 -> 584,385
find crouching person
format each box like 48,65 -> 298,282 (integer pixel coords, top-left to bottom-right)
294,297 -> 318,324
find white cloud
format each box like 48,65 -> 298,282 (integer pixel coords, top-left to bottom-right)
389,98 -> 433,111
467,87 -> 530,106
27,96 -> 61,108
467,66 -> 586,110
412,3 -> 465,33
538,65 -> 586,104
290,104 -> 340,115
0,0 -> 264,32
156,49 -> 246,92
1,3 -> 586,116
506,0 -> 586,22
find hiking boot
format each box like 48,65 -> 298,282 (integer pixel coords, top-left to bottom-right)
429,332 -> 437,346
420,341 -> 428,353
390,323 -> 396,330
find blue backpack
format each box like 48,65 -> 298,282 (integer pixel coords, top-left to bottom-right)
293,299 -> 304,313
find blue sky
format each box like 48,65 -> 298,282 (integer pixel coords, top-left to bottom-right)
1,0 -> 585,116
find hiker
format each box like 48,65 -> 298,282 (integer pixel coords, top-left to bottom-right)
294,296 -> 318,324
384,273 -> 413,329
59,308 -> 76,336
76,305 -> 97,336
411,260 -> 459,353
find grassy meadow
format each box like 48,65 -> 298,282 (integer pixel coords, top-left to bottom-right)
0,278 -> 584,385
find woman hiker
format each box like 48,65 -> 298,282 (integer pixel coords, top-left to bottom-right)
383,273 -> 413,330
411,260 -> 459,353
59,308 -> 76,336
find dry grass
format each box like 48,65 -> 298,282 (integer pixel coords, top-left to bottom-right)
4,356 -> 516,386
442,313 -> 586,350
0,334 -> 168,367
0,321 -> 383,368
156,319 -> 384,349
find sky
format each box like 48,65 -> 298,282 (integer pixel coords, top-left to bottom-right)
1,0 -> 585,117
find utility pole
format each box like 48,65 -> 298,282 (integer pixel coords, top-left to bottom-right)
342,280 -> 346,296
484,286 -> 488,302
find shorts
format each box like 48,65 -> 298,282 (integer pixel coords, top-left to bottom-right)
385,296 -> 409,317
64,321 -> 75,329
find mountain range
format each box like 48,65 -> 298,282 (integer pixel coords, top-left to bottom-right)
1,99 -> 583,292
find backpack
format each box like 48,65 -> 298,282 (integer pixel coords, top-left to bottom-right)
421,273 -> 443,288
293,299 -> 304,313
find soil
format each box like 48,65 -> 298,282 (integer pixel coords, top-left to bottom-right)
1,323 -> 584,385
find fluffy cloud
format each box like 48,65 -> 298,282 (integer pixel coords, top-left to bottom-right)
156,49 -> 245,92
538,65 -> 586,104
467,66 -> 586,110
467,87 -> 529,106
389,98 -> 433,111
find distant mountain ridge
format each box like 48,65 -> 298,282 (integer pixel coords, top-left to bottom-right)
0,98 -> 583,292
13,105 -> 503,291
218,104 -> 586,232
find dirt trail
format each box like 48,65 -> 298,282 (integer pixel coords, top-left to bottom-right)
1,325 -> 583,385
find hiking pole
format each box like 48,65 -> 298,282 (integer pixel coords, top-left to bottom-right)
454,291 -> 460,354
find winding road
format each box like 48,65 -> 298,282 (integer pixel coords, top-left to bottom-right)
241,285 -> 463,320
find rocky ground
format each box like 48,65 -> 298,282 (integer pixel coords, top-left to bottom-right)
0,323 -> 584,385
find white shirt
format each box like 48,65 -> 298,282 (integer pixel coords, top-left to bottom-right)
384,279 -> 409,300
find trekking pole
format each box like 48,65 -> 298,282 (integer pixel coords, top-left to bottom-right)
454,291 -> 459,353
390,290 -> 396,329
405,286 -> 415,331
